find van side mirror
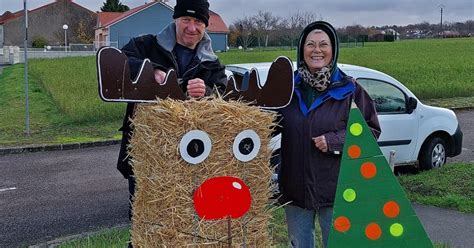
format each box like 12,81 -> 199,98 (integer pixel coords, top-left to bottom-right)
407,97 -> 417,114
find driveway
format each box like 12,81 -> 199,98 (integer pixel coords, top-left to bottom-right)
449,109 -> 474,163
0,145 -> 129,248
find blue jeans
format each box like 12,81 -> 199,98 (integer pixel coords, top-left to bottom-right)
284,204 -> 333,248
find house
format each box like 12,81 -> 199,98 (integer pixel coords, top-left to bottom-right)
384,28 -> 400,41
95,1 -> 229,51
0,11 -> 23,47
0,0 -> 97,47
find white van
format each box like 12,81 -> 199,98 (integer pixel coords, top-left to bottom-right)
225,62 -> 463,170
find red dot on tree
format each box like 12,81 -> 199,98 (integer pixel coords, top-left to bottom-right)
360,162 -> 377,179
348,145 -> 361,159
334,216 -> 351,232
383,201 -> 400,218
365,223 -> 382,240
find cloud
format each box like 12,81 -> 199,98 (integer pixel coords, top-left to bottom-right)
1,0 -> 472,28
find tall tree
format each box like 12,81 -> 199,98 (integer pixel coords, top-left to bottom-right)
101,0 -> 130,12
279,11 -> 316,48
232,17 -> 257,50
253,11 -> 279,47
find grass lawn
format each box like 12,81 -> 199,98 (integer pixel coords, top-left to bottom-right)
399,163 -> 474,213
1,38 -> 473,146
220,38 -> 474,100
57,162 -> 470,247
0,64 -> 123,146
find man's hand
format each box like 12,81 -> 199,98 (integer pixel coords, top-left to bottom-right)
154,69 -> 166,84
312,135 -> 328,152
187,78 -> 206,98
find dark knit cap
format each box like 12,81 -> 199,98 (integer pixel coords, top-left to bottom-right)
173,0 -> 210,27
297,21 -> 339,76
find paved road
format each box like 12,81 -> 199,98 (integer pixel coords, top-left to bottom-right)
414,204 -> 474,248
1,110 -> 473,248
449,109 -> 474,163
0,145 -> 129,248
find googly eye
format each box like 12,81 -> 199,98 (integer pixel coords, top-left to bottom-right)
233,129 -> 261,162
179,130 -> 212,164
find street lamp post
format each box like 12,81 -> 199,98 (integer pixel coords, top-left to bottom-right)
24,0 -> 30,135
62,24 -> 68,52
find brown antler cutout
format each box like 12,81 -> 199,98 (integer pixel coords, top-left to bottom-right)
224,56 -> 294,109
96,47 -> 185,102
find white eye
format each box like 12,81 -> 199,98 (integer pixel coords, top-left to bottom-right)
179,130 -> 212,164
233,129 -> 261,162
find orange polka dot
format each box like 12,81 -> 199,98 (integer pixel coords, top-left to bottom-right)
365,223 -> 382,240
348,145 -> 361,159
334,216 -> 351,233
383,201 -> 400,218
360,162 -> 377,179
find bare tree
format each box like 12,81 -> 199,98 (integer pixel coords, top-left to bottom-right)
232,17 -> 256,50
253,11 -> 280,47
277,11 -> 316,48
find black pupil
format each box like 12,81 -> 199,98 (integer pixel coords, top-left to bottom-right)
239,138 -> 254,155
187,139 -> 204,158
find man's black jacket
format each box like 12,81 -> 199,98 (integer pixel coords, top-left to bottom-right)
117,30 -> 227,178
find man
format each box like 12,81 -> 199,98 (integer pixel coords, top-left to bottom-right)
117,0 -> 227,221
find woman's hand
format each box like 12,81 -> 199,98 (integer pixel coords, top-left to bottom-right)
312,135 -> 328,152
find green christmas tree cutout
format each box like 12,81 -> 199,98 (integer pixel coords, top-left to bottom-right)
327,103 -> 433,248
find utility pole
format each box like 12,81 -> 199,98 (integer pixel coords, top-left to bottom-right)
438,4 -> 445,37
24,0 -> 30,135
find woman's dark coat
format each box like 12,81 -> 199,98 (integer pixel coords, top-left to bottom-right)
277,21 -> 381,209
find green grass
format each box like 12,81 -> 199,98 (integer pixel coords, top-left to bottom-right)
29,57 -> 125,123
399,163 -> 474,213
219,38 -> 474,100
218,49 -> 296,64
338,38 -> 474,100
1,38 -> 473,146
57,227 -> 452,247
0,64 -> 123,146
56,227 -> 130,248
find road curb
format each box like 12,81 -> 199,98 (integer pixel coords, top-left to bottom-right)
0,139 -> 121,156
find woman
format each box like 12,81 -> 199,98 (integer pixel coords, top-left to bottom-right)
277,21 -> 381,247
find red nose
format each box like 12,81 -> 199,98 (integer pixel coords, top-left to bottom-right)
193,176 -> 252,220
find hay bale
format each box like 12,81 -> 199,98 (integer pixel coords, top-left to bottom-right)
129,98 -> 277,247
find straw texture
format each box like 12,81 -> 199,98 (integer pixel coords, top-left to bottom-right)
129,98 -> 277,247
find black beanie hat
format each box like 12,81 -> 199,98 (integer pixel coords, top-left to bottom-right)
173,0 -> 210,27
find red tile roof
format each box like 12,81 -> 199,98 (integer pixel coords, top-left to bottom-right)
208,11 -> 229,33
0,10 -> 23,24
0,0 -> 95,24
97,12 -> 123,28
96,2 -> 229,34
98,2 -> 164,29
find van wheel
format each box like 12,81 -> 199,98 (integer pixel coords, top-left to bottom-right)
419,137 -> 447,170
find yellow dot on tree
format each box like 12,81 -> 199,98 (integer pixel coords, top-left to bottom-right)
343,188 -> 356,202
350,123 -> 363,136
390,223 -> 404,237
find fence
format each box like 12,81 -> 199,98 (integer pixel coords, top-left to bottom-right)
1,45 -> 96,64
44,42 -> 118,52
340,40 -> 365,48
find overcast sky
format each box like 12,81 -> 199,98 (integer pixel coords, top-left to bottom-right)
1,0 -> 472,28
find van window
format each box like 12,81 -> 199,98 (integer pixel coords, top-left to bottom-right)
357,78 -> 407,114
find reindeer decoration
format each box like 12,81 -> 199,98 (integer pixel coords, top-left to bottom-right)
97,47 -> 293,247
